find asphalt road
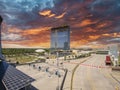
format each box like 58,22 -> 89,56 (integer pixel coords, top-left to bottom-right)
72,54 -> 120,90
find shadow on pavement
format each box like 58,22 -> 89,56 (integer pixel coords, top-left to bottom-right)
30,85 -> 39,90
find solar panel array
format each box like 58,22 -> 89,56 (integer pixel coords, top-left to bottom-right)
2,65 -> 35,90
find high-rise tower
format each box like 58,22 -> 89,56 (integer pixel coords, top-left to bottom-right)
51,25 -> 70,50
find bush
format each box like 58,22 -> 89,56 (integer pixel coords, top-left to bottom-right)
16,61 -> 19,65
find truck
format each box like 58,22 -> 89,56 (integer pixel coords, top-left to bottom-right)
105,55 -> 111,65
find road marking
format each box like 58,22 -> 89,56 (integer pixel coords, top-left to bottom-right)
70,56 -> 92,90
80,64 -> 111,69
64,62 -> 111,69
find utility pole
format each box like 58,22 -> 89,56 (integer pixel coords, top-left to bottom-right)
55,30 -> 60,90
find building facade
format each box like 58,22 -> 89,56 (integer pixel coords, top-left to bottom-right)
51,25 -> 70,50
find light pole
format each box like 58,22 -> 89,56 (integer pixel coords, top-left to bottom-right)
55,30 -> 60,90
117,51 -> 119,66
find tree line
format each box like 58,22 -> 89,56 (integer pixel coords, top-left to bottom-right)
2,48 -> 36,55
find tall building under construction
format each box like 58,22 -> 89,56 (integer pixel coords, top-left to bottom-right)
51,25 -> 70,50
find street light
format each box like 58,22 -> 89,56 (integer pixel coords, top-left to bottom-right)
54,30 -> 60,90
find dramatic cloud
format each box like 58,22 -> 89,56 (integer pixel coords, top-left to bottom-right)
0,0 -> 120,48
55,12 -> 66,19
39,10 -> 52,16
2,33 -> 23,41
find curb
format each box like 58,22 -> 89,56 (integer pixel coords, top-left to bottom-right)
60,69 -> 68,90
110,73 -> 120,84
112,67 -> 120,71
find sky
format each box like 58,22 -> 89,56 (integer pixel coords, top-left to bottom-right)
0,0 -> 120,48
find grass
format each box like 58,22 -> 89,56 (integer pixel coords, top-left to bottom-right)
5,55 -> 37,64
2,48 -> 48,64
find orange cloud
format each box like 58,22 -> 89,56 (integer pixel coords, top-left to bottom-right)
27,42 -> 50,47
102,33 -> 110,36
20,27 -> 51,47
85,27 -> 97,33
2,40 -> 50,48
97,21 -> 112,29
22,29 -> 40,36
7,26 -> 51,36
39,10 -> 66,19
89,35 -> 100,40
97,23 -> 107,28
55,12 -> 66,19
21,27 -> 51,36
80,19 -> 92,27
113,33 -> 117,37
39,10 -> 55,18
39,10 -> 51,16
8,27 -> 22,33
2,26 -> 51,48
48,14 -> 55,17
102,33 -> 120,38
74,19 -> 97,28
71,39 -> 89,48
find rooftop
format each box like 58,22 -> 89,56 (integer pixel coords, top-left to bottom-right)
0,61 -> 35,90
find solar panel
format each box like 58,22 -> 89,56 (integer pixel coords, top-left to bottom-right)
2,65 -> 35,90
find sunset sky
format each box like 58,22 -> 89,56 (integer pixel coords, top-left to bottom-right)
0,0 -> 120,48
